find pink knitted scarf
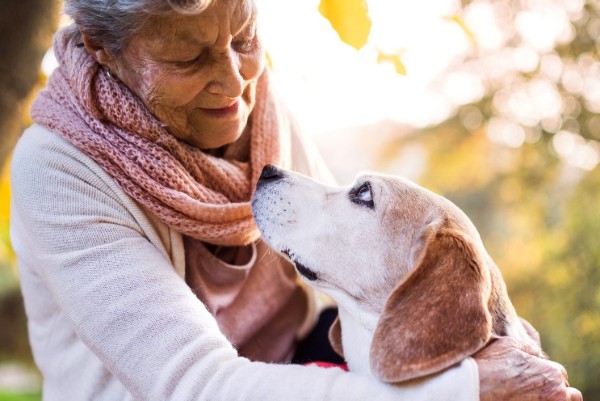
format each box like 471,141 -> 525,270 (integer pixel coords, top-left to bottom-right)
31,27 -> 289,246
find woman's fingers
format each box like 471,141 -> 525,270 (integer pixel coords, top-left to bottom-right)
475,337 -> 581,401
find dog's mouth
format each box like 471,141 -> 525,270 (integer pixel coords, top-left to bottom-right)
281,248 -> 319,281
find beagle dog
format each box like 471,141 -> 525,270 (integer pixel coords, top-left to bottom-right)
251,165 -> 541,383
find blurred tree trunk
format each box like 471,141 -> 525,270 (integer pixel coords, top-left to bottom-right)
0,0 -> 60,173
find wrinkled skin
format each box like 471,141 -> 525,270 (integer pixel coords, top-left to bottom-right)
476,337 -> 582,401
82,0 -> 264,150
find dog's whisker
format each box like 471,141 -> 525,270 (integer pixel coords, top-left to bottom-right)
256,247 -> 272,266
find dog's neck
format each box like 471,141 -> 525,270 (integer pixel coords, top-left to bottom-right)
337,304 -> 380,378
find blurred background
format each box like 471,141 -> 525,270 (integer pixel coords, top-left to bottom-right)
0,0 -> 598,399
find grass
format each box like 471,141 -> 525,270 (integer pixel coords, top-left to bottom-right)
0,392 -> 40,401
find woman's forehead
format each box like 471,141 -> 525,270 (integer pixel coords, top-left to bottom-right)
231,0 -> 256,26
141,0 -> 255,43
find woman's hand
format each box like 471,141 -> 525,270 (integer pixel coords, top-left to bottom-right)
474,337 -> 583,401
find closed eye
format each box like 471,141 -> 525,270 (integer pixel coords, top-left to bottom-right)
350,182 -> 374,208
173,48 -> 209,69
233,36 -> 257,53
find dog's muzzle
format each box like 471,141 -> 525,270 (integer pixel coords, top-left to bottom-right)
282,249 -> 319,281
253,165 -> 320,282
257,164 -> 286,187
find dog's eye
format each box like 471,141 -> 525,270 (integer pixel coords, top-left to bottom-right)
351,182 -> 374,208
357,184 -> 372,201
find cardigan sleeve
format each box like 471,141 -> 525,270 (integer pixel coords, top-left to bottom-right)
10,126 -> 479,401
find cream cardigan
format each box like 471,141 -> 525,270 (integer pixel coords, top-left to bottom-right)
10,125 -> 479,401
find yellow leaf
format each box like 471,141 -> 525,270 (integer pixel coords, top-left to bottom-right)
265,51 -> 274,70
0,156 -> 10,221
0,156 -> 14,265
319,0 -> 372,50
377,50 -> 407,75
444,15 -> 477,48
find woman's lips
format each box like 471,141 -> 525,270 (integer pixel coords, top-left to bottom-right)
201,101 -> 239,117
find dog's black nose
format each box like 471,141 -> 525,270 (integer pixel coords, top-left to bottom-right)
259,164 -> 285,182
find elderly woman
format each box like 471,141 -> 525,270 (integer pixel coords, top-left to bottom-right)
10,0 -> 580,400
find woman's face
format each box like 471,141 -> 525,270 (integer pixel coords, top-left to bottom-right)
110,0 -> 264,149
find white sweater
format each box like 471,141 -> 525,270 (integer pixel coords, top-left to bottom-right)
10,125 -> 479,401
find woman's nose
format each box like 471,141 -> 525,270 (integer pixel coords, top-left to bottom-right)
205,49 -> 244,98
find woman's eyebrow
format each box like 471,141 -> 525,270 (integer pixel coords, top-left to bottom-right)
232,1 -> 257,36
235,17 -> 256,37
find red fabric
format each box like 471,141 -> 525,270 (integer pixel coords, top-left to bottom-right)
304,362 -> 349,371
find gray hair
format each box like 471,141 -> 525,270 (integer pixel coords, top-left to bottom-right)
64,0 -> 215,54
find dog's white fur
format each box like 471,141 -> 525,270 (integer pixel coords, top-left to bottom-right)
251,166 -> 538,382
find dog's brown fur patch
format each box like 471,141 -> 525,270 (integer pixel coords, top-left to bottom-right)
369,228 -> 493,383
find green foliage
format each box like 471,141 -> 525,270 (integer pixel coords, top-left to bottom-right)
511,167 -> 600,396
0,392 -> 40,401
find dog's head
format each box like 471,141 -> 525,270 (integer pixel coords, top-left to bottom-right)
252,165 -> 507,382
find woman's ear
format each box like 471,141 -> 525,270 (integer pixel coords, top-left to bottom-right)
328,316 -> 344,358
80,32 -> 119,74
370,228 -> 493,383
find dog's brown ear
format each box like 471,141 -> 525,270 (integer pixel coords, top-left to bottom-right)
370,228 -> 493,383
328,316 -> 344,357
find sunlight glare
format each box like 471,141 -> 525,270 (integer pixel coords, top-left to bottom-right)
463,1 -> 507,49
258,0 -> 475,134
516,5 -> 570,52
41,49 -> 58,77
487,118 -> 526,148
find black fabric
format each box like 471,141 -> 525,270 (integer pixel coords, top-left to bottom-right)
292,307 -> 346,365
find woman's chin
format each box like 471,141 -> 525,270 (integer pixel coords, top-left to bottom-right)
194,126 -> 246,150
193,109 -> 250,148
166,117 -> 246,150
